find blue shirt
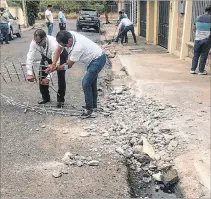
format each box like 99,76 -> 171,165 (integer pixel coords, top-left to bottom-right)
194,14 -> 211,40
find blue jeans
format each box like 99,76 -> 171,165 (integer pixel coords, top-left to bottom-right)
82,54 -> 106,110
47,23 -> 53,35
0,23 -> 9,43
191,38 -> 211,72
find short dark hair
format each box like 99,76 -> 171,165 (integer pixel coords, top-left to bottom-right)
119,11 -> 123,15
47,5 -> 52,8
205,5 -> 211,13
56,31 -> 72,44
34,29 -> 46,39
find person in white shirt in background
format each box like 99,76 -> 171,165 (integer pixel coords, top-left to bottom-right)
116,10 -> 128,43
115,12 -> 137,44
58,8 -> 66,31
46,30 -> 106,117
45,5 -> 54,35
26,29 -> 68,107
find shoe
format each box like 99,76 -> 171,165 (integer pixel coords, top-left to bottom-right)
81,109 -> 93,117
198,70 -> 207,75
190,70 -> 196,74
0,41 -> 3,45
5,42 -> 9,44
38,99 -> 50,104
134,42 -> 137,45
57,102 -> 64,108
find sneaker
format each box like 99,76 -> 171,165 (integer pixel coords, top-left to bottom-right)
81,109 -> 93,118
190,70 -> 196,74
38,99 -> 50,104
198,70 -> 207,75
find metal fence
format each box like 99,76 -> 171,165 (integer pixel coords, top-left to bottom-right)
124,0 -> 137,24
190,0 -> 211,41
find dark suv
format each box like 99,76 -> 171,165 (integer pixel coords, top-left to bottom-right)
76,9 -> 100,33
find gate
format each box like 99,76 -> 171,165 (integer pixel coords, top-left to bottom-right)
140,1 -> 147,38
158,1 -> 170,49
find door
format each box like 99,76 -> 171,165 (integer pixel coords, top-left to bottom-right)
140,1 -> 147,38
158,1 -> 170,49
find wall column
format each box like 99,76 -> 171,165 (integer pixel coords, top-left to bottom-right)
180,0 -> 193,59
146,0 -> 155,42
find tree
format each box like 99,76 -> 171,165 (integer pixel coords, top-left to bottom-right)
26,1 -> 40,26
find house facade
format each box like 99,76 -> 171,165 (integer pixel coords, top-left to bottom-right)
118,0 -> 211,67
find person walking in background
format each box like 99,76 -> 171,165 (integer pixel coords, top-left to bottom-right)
45,5 -> 54,35
190,5 -> 211,75
116,10 -> 128,43
58,8 -> 66,31
0,7 -> 10,44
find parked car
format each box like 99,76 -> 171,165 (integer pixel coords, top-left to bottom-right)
76,9 -> 100,33
7,11 -> 21,40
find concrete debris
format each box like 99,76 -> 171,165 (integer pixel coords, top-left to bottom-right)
41,125 -> 46,128
80,131 -> 91,137
116,147 -> 125,156
152,172 -> 162,182
161,168 -> 179,188
52,170 -> 62,178
76,160 -> 84,167
87,160 -> 100,166
142,136 -> 155,160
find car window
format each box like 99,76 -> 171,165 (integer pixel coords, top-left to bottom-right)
80,11 -> 97,16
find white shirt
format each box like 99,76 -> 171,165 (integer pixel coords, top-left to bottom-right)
45,9 -> 53,23
66,31 -> 103,67
58,11 -> 66,23
119,18 -> 133,29
26,35 -> 59,78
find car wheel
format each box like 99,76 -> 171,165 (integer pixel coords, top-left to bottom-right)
16,28 -> 21,38
76,25 -> 81,32
9,28 -> 14,40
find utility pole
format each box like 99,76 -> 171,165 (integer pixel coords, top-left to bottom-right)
22,0 -> 28,27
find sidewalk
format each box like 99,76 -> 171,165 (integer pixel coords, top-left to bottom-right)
103,23 -> 211,198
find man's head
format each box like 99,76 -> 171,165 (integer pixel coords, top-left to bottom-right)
34,29 -> 47,47
60,8 -> 64,12
119,11 -> 123,16
47,5 -> 52,11
205,5 -> 211,14
56,30 -> 73,48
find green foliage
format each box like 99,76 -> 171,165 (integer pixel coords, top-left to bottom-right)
26,1 -> 40,26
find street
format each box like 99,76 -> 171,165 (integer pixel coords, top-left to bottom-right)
1,20 -> 129,198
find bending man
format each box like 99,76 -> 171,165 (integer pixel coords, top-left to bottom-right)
47,30 -> 106,117
26,29 -> 67,107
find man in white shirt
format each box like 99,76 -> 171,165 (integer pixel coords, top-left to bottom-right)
46,30 -> 106,117
115,13 -> 137,44
26,29 -> 67,107
45,5 -> 54,35
58,8 -> 66,31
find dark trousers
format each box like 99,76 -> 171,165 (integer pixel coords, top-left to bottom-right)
121,24 -> 137,44
39,49 -> 68,102
59,23 -> 66,31
0,23 -> 9,43
82,54 -> 106,110
191,38 -> 211,72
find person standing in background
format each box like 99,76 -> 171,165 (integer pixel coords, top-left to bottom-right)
190,5 -> 211,75
58,8 -> 66,31
0,7 -> 10,44
45,5 -> 54,35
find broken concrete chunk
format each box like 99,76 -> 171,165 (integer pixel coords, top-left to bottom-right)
87,160 -> 99,166
161,168 -> 179,188
76,160 -> 84,167
142,136 -> 155,160
116,147 -> 125,156
80,131 -> 91,137
152,172 -> 162,182
133,145 -> 143,154
52,170 -> 62,178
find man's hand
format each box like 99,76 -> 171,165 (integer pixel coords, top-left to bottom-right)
45,64 -> 56,73
40,78 -> 49,85
27,75 -> 34,82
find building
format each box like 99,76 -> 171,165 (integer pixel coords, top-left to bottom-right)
118,0 -> 211,67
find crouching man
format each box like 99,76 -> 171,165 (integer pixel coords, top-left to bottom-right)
47,30 -> 106,117
26,29 -> 67,107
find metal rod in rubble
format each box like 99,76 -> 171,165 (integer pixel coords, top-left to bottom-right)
12,61 -> 21,81
19,62 -> 27,81
32,65 -> 37,83
0,73 -> 7,83
4,65 -> 12,82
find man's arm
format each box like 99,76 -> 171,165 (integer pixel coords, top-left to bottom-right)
56,60 -> 75,70
45,11 -> 50,22
26,41 -> 37,81
192,24 -> 196,32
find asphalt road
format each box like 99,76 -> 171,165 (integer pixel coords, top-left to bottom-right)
1,20 -> 128,198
